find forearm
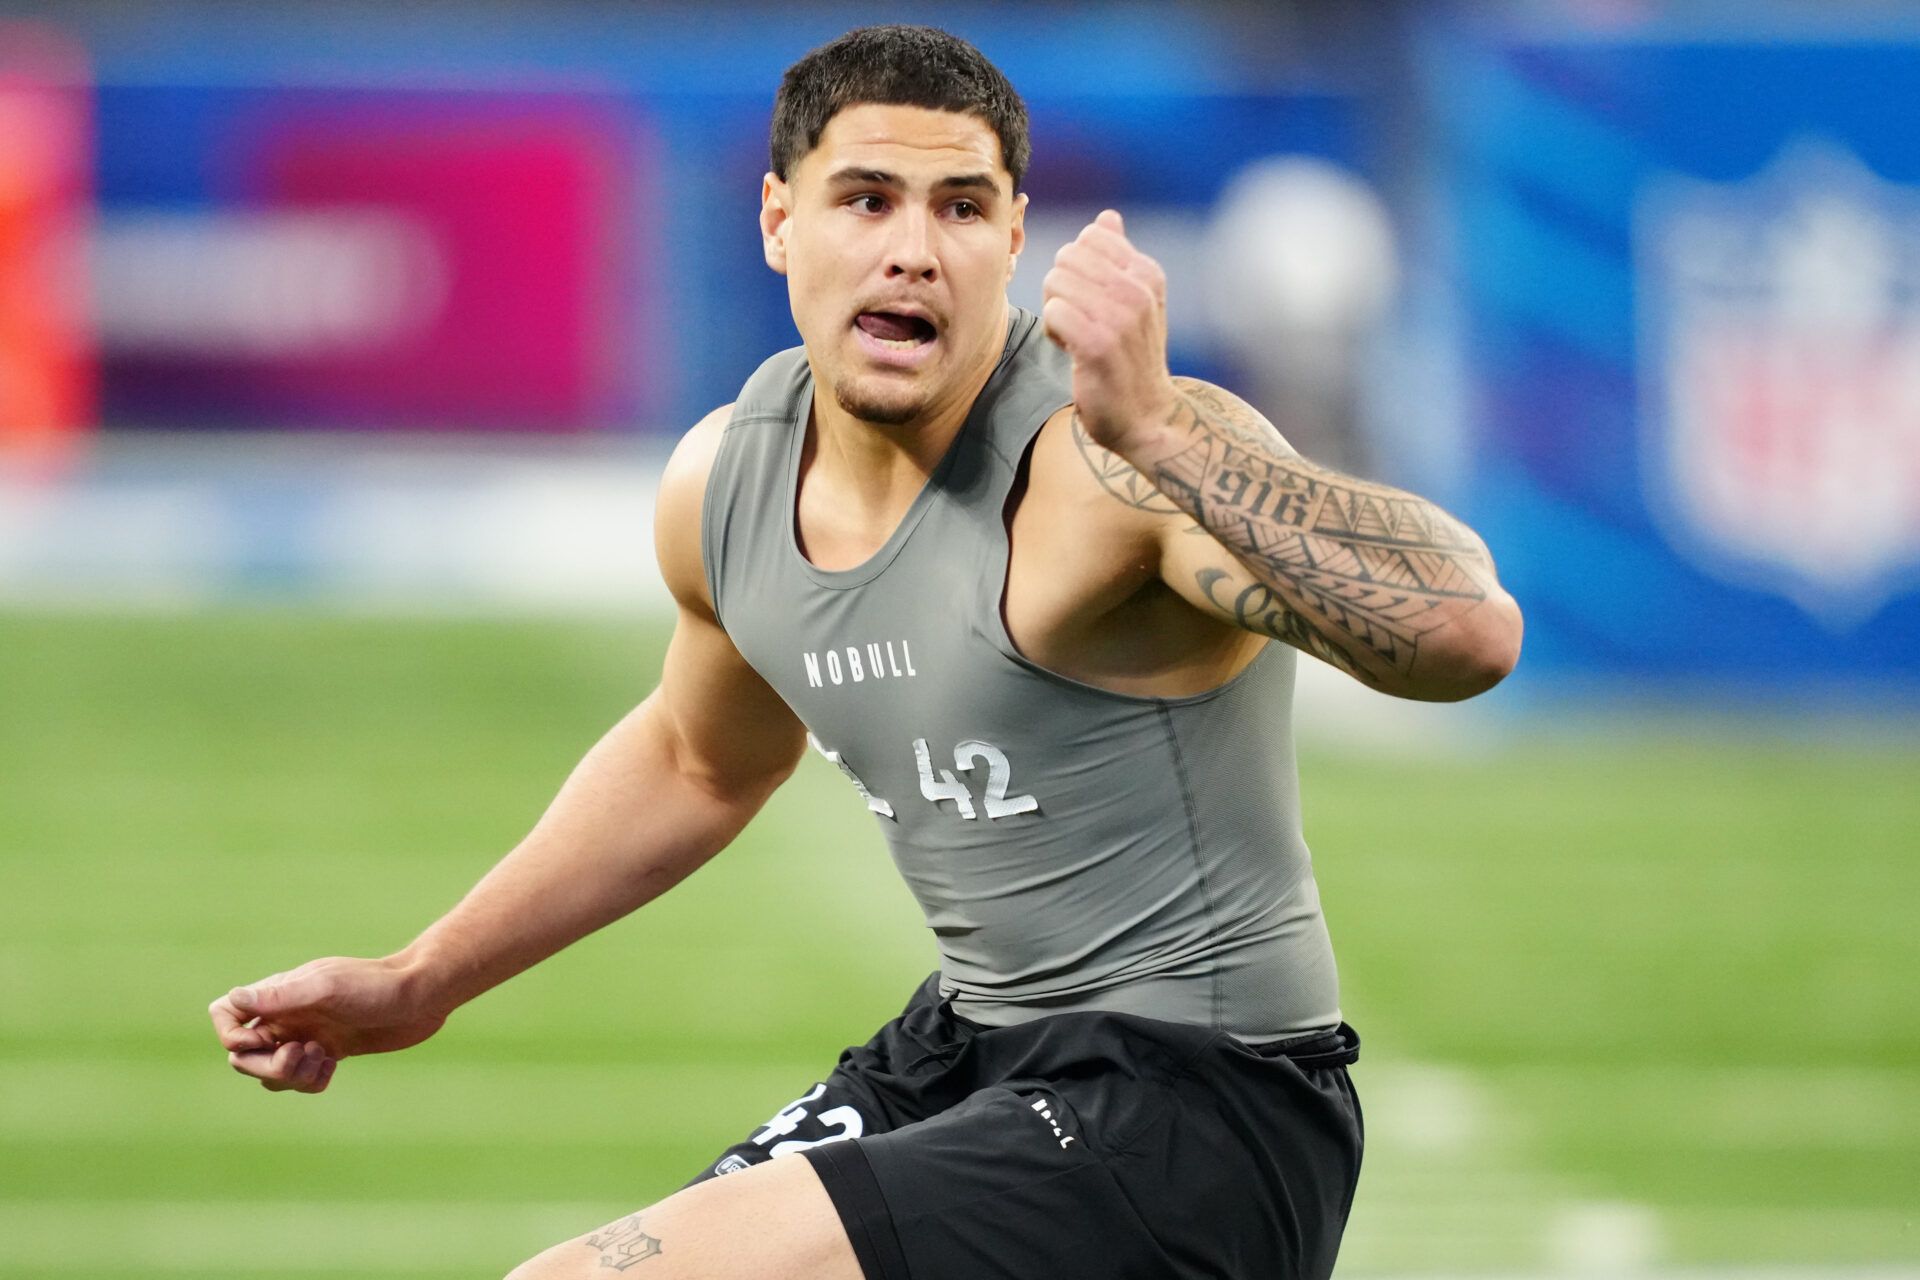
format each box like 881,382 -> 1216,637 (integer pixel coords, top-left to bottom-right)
1120,384 -> 1521,699
391,697 -> 785,1013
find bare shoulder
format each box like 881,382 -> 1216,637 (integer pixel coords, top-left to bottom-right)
1011,402 -> 1173,614
1005,400 -> 1260,695
1026,402 -> 1180,532
654,403 -> 736,613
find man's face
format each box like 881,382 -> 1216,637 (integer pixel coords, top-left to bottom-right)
761,103 -> 1027,427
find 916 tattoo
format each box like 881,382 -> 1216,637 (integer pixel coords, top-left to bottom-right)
1073,380 -> 1498,686
583,1214 -> 663,1270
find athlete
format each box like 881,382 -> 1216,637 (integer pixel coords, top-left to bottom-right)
208,25 -> 1520,1280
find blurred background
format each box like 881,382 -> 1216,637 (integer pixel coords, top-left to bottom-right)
1,1 -> 1915,1276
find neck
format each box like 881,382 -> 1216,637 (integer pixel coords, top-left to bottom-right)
806,302 -> 1010,509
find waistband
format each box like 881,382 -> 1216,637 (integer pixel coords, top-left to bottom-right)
1252,1021 -> 1361,1070
929,971 -> 1360,1071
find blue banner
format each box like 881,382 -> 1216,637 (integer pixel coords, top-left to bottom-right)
1427,25 -> 1920,682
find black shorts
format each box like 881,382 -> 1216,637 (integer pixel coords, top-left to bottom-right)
688,974 -> 1363,1280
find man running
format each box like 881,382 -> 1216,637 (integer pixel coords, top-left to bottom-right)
209,25 -> 1521,1280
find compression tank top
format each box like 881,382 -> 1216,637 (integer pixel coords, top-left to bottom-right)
701,307 -> 1340,1042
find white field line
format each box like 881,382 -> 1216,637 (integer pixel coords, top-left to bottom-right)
0,1058 -> 816,1143
0,1201 -> 1914,1276
1339,1064 -> 1919,1276
1376,1273 -> 1920,1280
0,1201 -> 624,1269
4,1058 -> 1912,1275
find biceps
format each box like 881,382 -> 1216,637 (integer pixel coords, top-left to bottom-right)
1159,532 -> 1377,682
654,605 -> 807,799
1164,533 -> 1284,637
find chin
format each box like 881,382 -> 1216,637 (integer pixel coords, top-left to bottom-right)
832,375 -> 929,427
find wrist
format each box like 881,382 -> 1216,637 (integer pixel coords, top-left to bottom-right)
1105,413 -> 1182,472
1084,380 -> 1179,462
385,941 -> 464,1018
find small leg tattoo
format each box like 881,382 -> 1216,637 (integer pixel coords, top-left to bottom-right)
583,1214 -> 663,1270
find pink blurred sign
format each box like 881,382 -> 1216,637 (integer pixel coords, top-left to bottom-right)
108,91 -> 651,431
0,22 -> 94,454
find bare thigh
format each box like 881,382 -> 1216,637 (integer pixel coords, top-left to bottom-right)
505,1153 -> 861,1280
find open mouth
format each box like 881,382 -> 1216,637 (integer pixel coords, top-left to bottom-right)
855,311 -> 938,350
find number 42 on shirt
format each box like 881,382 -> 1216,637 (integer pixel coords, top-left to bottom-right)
809,734 -> 1039,822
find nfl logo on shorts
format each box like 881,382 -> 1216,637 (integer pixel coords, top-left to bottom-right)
1637,139 -> 1920,628
714,1154 -> 752,1176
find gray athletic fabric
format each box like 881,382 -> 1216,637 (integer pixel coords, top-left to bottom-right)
701,307 -> 1340,1042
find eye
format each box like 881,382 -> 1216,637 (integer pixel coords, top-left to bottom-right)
848,194 -> 887,214
949,200 -> 982,221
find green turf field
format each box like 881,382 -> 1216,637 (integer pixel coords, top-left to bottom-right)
2,609 -> 1915,1277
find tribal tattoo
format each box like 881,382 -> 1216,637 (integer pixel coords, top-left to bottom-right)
1074,381 -> 1497,685
583,1214 -> 663,1270
1070,413 -> 1206,534
1193,566 -> 1370,682
1071,411 -> 1185,514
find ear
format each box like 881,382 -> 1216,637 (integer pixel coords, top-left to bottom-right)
761,173 -> 792,276
1007,191 -> 1028,282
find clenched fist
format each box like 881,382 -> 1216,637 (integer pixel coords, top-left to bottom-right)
1040,209 -> 1179,455
209,955 -> 448,1094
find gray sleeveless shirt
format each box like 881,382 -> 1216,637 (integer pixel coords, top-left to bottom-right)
702,308 -> 1340,1042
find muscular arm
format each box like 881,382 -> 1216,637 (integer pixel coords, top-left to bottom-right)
211,406 -> 807,1088
1087,380 -> 1521,700
396,407 -> 805,1007
394,622 -> 803,1010
1042,209 -> 1521,702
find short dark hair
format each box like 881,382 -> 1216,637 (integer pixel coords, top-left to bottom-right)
770,25 -> 1031,189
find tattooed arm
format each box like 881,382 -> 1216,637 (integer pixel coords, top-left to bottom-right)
1043,210 -> 1521,700
1073,386 -> 1520,698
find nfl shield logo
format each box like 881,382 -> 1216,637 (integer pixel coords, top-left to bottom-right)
1637,140 -> 1920,628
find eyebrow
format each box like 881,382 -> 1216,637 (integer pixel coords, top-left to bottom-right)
824,167 -> 1001,197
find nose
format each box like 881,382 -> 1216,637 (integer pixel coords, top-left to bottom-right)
885,209 -> 938,282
